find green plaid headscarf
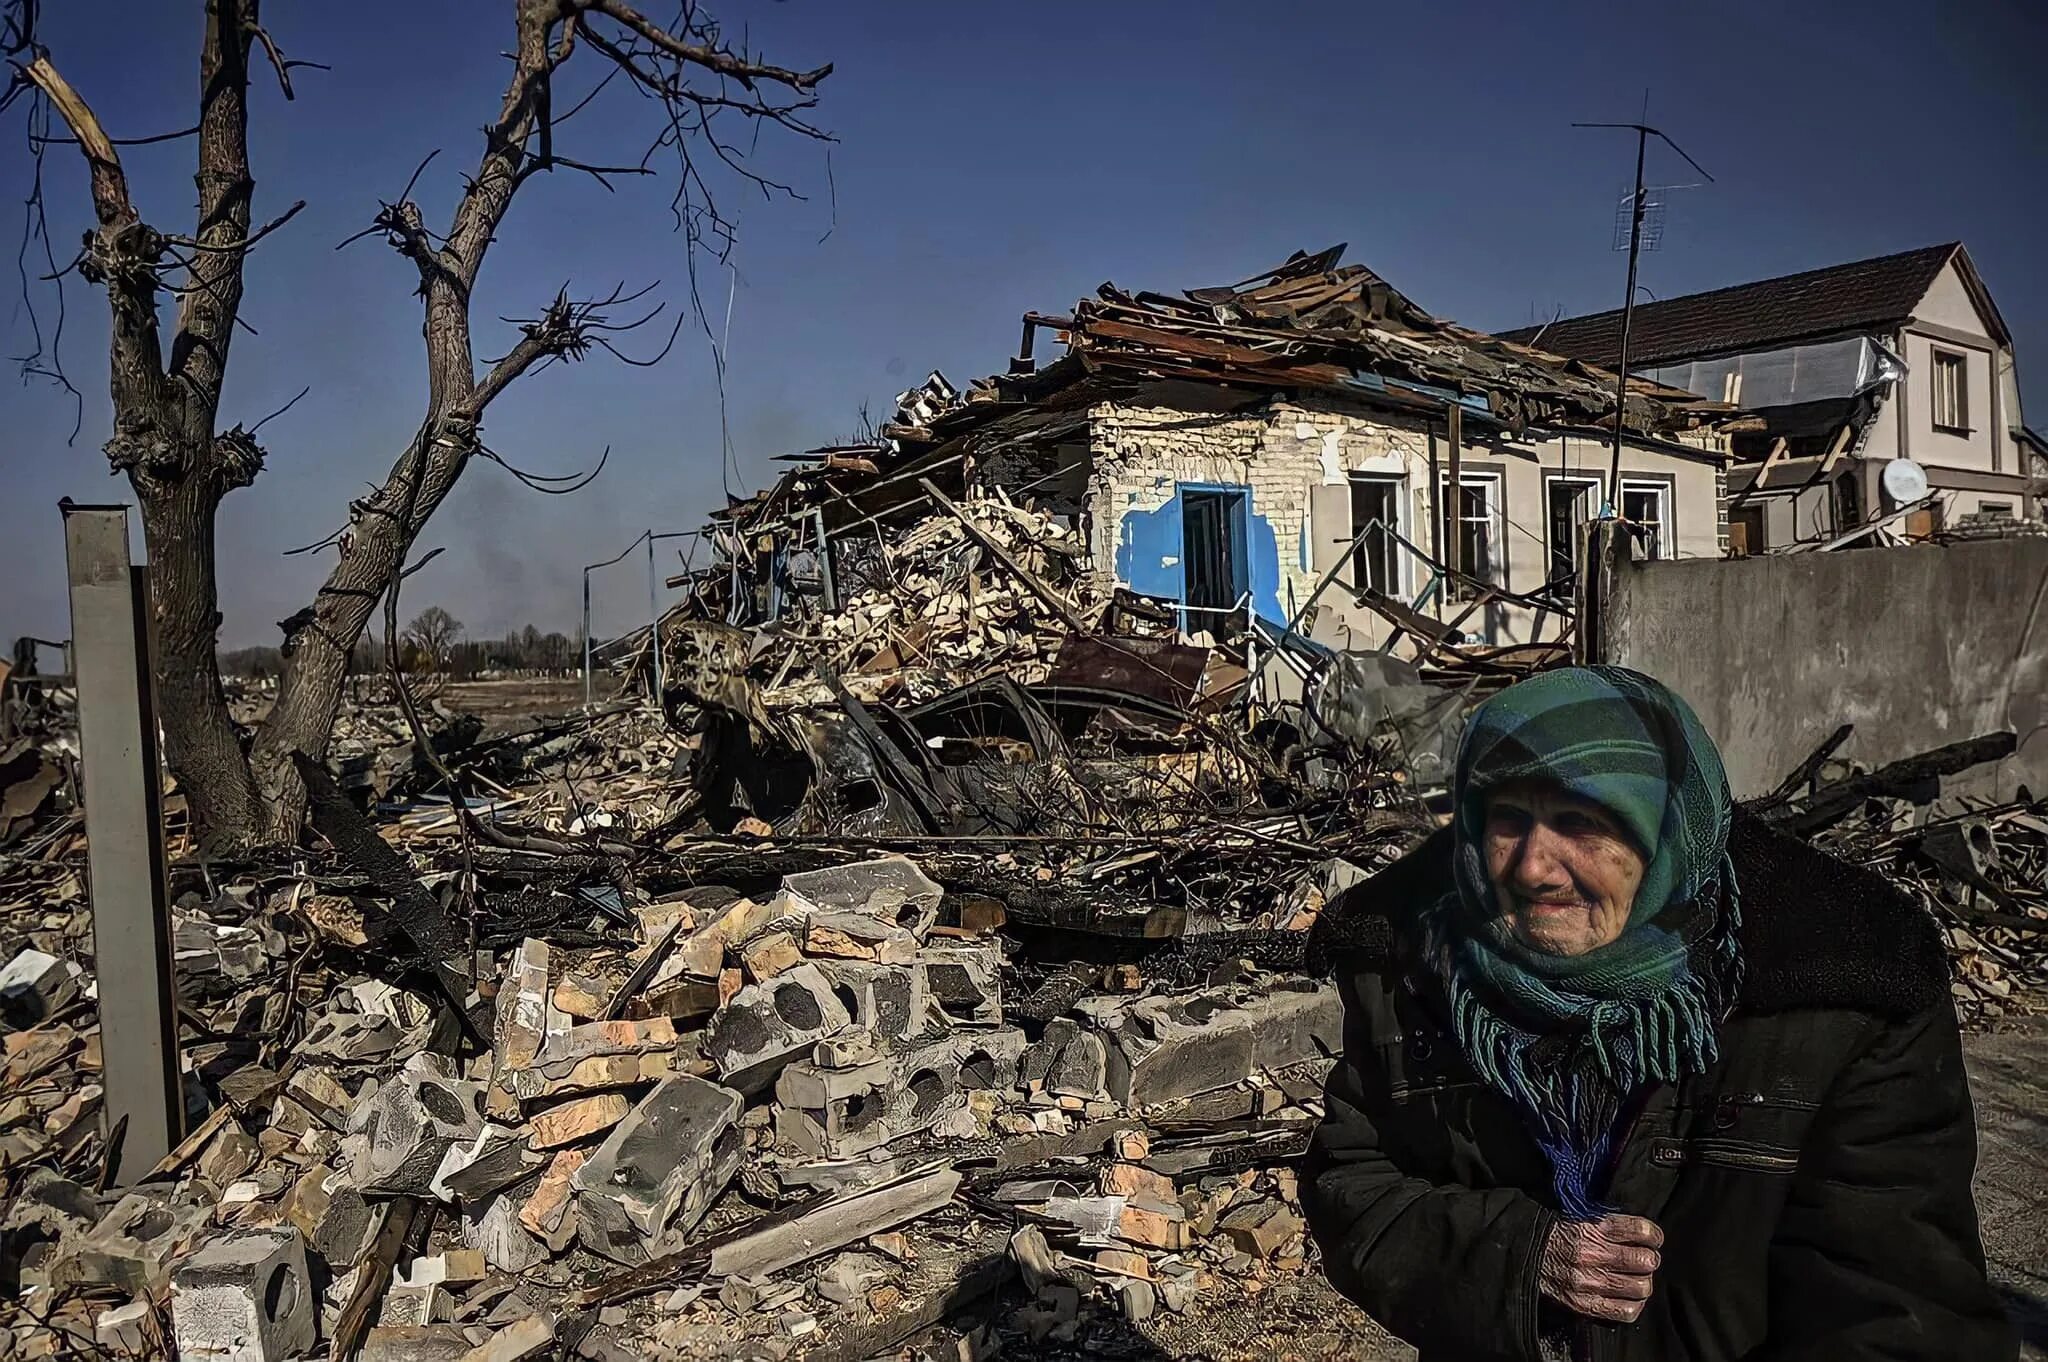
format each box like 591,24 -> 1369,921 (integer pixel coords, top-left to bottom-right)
1423,665 -> 1742,1220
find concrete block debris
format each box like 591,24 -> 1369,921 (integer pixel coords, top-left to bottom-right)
917,943 -> 1004,1028
1087,978 -> 1342,1107
572,1074 -> 745,1262
775,1027 -> 1024,1158
702,963 -> 853,1094
168,1227 -> 317,1362
346,1071 -> 487,1195
776,857 -> 942,940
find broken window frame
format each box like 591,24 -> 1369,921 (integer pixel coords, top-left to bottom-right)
1178,483 -> 1252,620
1730,503 -> 1767,557
1346,474 -> 1405,600
1932,348 -> 1970,434
1542,473 -> 1603,584
1619,477 -> 1673,560
1437,472 -> 1503,600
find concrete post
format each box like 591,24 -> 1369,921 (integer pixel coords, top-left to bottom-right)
61,502 -> 183,1181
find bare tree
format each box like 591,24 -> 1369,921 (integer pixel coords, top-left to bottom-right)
404,607 -> 464,674
4,0 -> 831,851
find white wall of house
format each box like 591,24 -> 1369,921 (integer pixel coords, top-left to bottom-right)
1080,393 -> 1726,652
1893,260 -> 2019,477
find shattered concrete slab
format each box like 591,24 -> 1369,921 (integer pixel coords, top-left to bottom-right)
431,1124 -> 541,1203
49,1190 -> 210,1295
571,1074 -> 745,1263
1086,978 -> 1341,1106
709,1166 -> 962,1281
775,857 -> 942,940
347,1070 -> 486,1195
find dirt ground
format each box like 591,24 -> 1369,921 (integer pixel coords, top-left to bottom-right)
435,676 -> 592,730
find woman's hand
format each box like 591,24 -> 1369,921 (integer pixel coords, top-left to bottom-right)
1539,1214 -> 1663,1323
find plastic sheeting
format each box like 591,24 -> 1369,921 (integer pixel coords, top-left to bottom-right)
1311,651 -> 1473,788
1644,335 -> 1905,412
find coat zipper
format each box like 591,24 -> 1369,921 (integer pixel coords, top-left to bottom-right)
1649,1136 -> 1799,1173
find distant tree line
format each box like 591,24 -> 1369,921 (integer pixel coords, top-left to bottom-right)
221,610 -> 576,681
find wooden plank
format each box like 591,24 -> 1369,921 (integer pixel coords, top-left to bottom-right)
915,479 -> 1087,633
1818,423 -> 1855,474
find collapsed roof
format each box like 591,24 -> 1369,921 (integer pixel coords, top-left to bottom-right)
708,246 -> 1736,541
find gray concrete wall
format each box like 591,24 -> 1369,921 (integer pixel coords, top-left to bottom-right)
1602,537 -> 2048,801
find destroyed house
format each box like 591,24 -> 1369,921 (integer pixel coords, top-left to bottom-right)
701,247 -> 1736,667
1504,241 -> 2039,550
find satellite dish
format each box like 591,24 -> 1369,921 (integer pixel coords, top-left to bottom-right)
1882,458 -> 1929,505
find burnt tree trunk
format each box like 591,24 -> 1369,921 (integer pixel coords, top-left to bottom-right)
27,0 -> 269,852
247,6 -> 556,843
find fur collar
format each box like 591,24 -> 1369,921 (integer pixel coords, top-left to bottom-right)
1311,808 -> 1948,1020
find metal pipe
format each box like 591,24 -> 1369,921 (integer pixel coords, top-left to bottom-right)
645,531 -> 664,704
1609,125 -> 1649,502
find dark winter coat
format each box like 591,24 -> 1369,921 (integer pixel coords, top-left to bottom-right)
1301,809 -> 2016,1362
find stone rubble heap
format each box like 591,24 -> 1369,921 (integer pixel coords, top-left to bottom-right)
0,837 -> 1353,1361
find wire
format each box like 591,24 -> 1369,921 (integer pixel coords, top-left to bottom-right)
714,243 -> 740,501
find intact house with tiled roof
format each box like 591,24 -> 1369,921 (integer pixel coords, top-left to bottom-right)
1503,242 -> 2037,551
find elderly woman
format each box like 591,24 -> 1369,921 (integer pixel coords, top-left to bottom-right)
1303,666 -> 2014,1361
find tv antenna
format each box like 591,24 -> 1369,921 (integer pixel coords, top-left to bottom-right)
1573,101 -> 1714,503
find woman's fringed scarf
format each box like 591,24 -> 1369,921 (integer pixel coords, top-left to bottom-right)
1423,666 -> 1743,1221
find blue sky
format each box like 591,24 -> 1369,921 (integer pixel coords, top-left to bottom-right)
5,0 -> 2043,647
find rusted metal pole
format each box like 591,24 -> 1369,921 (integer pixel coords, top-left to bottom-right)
61,502 -> 182,1181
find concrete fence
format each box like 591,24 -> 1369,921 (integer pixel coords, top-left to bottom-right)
1599,536 -> 2048,801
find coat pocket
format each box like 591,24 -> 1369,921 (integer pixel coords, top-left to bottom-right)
1649,1135 -> 1800,1174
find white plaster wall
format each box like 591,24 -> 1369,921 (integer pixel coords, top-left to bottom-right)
1901,260 -> 2018,475
1084,395 -> 1728,654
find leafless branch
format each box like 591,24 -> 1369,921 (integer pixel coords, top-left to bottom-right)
244,20 -> 327,101
582,0 -> 830,91
31,121 -> 200,147
246,383 -> 309,435
164,197 -> 304,252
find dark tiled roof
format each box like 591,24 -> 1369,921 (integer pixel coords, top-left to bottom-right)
1500,243 -> 1961,368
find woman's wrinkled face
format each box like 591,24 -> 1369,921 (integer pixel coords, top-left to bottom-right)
1481,778 -> 1647,957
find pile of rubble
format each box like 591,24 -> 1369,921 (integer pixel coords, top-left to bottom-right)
797,498 -> 1099,691
1750,726 -> 2048,1027
4,622 -> 2046,1361
1807,802 -> 2048,1027
0,647 -> 1410,1360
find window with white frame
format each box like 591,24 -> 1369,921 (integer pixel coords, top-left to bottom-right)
1347,475 -> 1404,598
1932,349 -> 1969,433
1439,474 -> 1502,598
1619,479 -> 1671,560
1544,475 -> 1602,584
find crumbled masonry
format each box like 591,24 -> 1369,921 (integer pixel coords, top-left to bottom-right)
3,482 -> 2043,1359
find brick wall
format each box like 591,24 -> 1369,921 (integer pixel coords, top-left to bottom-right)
1082,394 -> 1433,623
